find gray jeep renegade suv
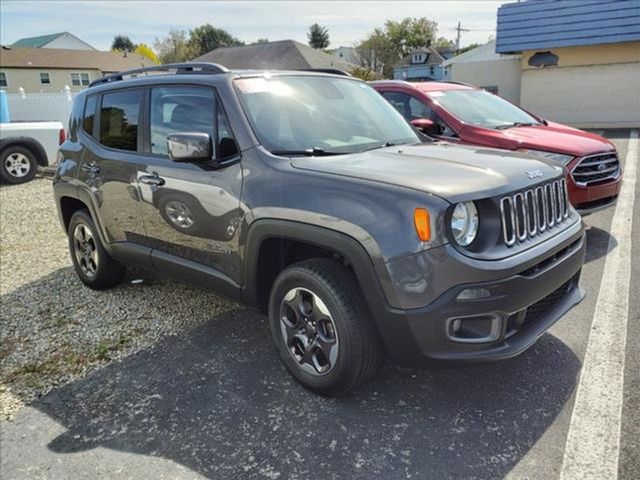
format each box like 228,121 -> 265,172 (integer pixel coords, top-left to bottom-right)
54,63 -> 585,395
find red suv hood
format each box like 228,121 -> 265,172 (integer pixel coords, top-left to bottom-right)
465,121 -> 615,158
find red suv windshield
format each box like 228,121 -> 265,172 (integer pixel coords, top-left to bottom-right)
430,89 -> 541,129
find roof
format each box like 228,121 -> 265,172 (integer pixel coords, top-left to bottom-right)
11,31 -> 95,50
396,47 -> 445,67
194,40 -> 355,71
496,0 -> 640,53
370,80 -> 473,92
0,47 -> 156,72
442,41 -> 520,66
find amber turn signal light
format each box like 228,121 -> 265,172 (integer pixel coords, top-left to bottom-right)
414,208 -> 431,242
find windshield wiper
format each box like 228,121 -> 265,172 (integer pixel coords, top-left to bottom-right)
270,147 -> 343,157
494,122 -> 541,130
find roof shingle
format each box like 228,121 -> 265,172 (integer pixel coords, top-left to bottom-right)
0,47 -> 156,73
194,40 -> 355,71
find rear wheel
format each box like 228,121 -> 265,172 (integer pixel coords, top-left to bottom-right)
0,146 -> 37,184
68,210 -> 125,289
268,258 -> 381,395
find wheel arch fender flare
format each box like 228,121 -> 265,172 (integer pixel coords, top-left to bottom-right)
241,219 -> 393,313
0,136 -> 48,166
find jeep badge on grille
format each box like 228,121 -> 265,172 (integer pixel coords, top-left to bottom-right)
525,169 -> 543,179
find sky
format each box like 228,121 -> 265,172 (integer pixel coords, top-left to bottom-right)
1,1 -> 508,51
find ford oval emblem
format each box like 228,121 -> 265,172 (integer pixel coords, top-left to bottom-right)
525,169 -> 543,179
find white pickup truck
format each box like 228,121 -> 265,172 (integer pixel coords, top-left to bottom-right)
0,121 -> 64,184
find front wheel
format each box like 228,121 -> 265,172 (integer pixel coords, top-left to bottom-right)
268,259 -> 381,395
68,210 -> 125,289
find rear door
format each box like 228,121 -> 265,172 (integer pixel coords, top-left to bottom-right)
76,87 -> 151,267
134,84 -> 244,296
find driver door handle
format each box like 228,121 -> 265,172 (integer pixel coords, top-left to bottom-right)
139,173 -> 165,186
81,162 -> 100,174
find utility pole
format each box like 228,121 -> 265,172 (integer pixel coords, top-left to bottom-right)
453,21 -> 470,53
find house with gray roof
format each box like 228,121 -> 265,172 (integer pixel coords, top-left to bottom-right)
393,47 -> 446,82
194,39 -> 355,72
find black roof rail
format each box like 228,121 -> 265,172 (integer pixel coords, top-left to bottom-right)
89,62 -> 229,87
297,68 -> 352,77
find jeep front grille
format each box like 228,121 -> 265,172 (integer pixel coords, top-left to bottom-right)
572,152 -> 619,186
500,178 -> 569,247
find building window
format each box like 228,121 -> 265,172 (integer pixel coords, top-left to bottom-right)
0,72 -> 7,87
39,72 -> 51,84
71,73 -> 91,86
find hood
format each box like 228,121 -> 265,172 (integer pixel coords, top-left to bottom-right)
467,122 -> 615,158
291,143 -> 564,203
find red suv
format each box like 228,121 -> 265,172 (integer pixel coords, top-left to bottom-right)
372,81 -> 622,213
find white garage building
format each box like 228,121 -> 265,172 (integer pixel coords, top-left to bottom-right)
496,0 -> 640,129
442,41 -> 522,104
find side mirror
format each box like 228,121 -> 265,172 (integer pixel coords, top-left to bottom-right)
167,132 -> 212,162
410,118 -> 436,133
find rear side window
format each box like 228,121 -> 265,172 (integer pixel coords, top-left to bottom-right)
381,91 -> 433,120
100,90 -> 140,151
82,95 -> 97,136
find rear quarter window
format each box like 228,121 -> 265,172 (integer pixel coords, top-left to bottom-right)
99,90 -> 141,151
82,95 -> 97,136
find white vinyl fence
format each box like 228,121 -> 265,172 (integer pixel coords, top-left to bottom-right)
6,87 -> 78,125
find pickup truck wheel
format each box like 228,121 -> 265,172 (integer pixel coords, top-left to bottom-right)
0,146 -> 37,184
268,258 -> 381,395
68,210 -> 125,289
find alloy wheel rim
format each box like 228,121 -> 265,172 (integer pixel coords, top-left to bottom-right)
165,200 -> 195,229
73,223 -> 99,278
279,287 -> 339,376
4,153 -> 31,178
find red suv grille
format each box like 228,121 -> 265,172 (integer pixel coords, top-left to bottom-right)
571,152 -> 619,186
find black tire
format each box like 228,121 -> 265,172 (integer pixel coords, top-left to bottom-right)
68,210 -> 125,289
0,146 -> 38,184
268,258 -> 381,396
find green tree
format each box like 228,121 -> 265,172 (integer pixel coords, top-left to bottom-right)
458,42 -> 482,55
308,23 -> 330,49
111,34 -> 135,52
357,17 -> 439,78
432,37 -> 455,51
187,23 -> 244,57
254,38 -> 270,44
133,43 -> 159,64
153,29 -> 193,64
349,66 -> 380,81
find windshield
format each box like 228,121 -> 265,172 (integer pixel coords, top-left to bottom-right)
430,89 -> 540,129
235,75 -> 419,155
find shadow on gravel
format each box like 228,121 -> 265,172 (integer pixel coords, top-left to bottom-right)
584,225 -> 617,264
31,308 -> 580,480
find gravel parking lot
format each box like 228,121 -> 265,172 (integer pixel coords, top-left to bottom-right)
0,177 -> 236,419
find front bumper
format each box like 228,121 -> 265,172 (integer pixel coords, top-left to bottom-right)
371,225 -> 586,368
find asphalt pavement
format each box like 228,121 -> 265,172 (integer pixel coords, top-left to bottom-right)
0,129 -> 637,480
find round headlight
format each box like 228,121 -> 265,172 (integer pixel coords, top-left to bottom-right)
451,201 -> 479,246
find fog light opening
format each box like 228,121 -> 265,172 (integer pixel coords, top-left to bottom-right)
456,287 -> 491,301
446,314 -> 502,343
